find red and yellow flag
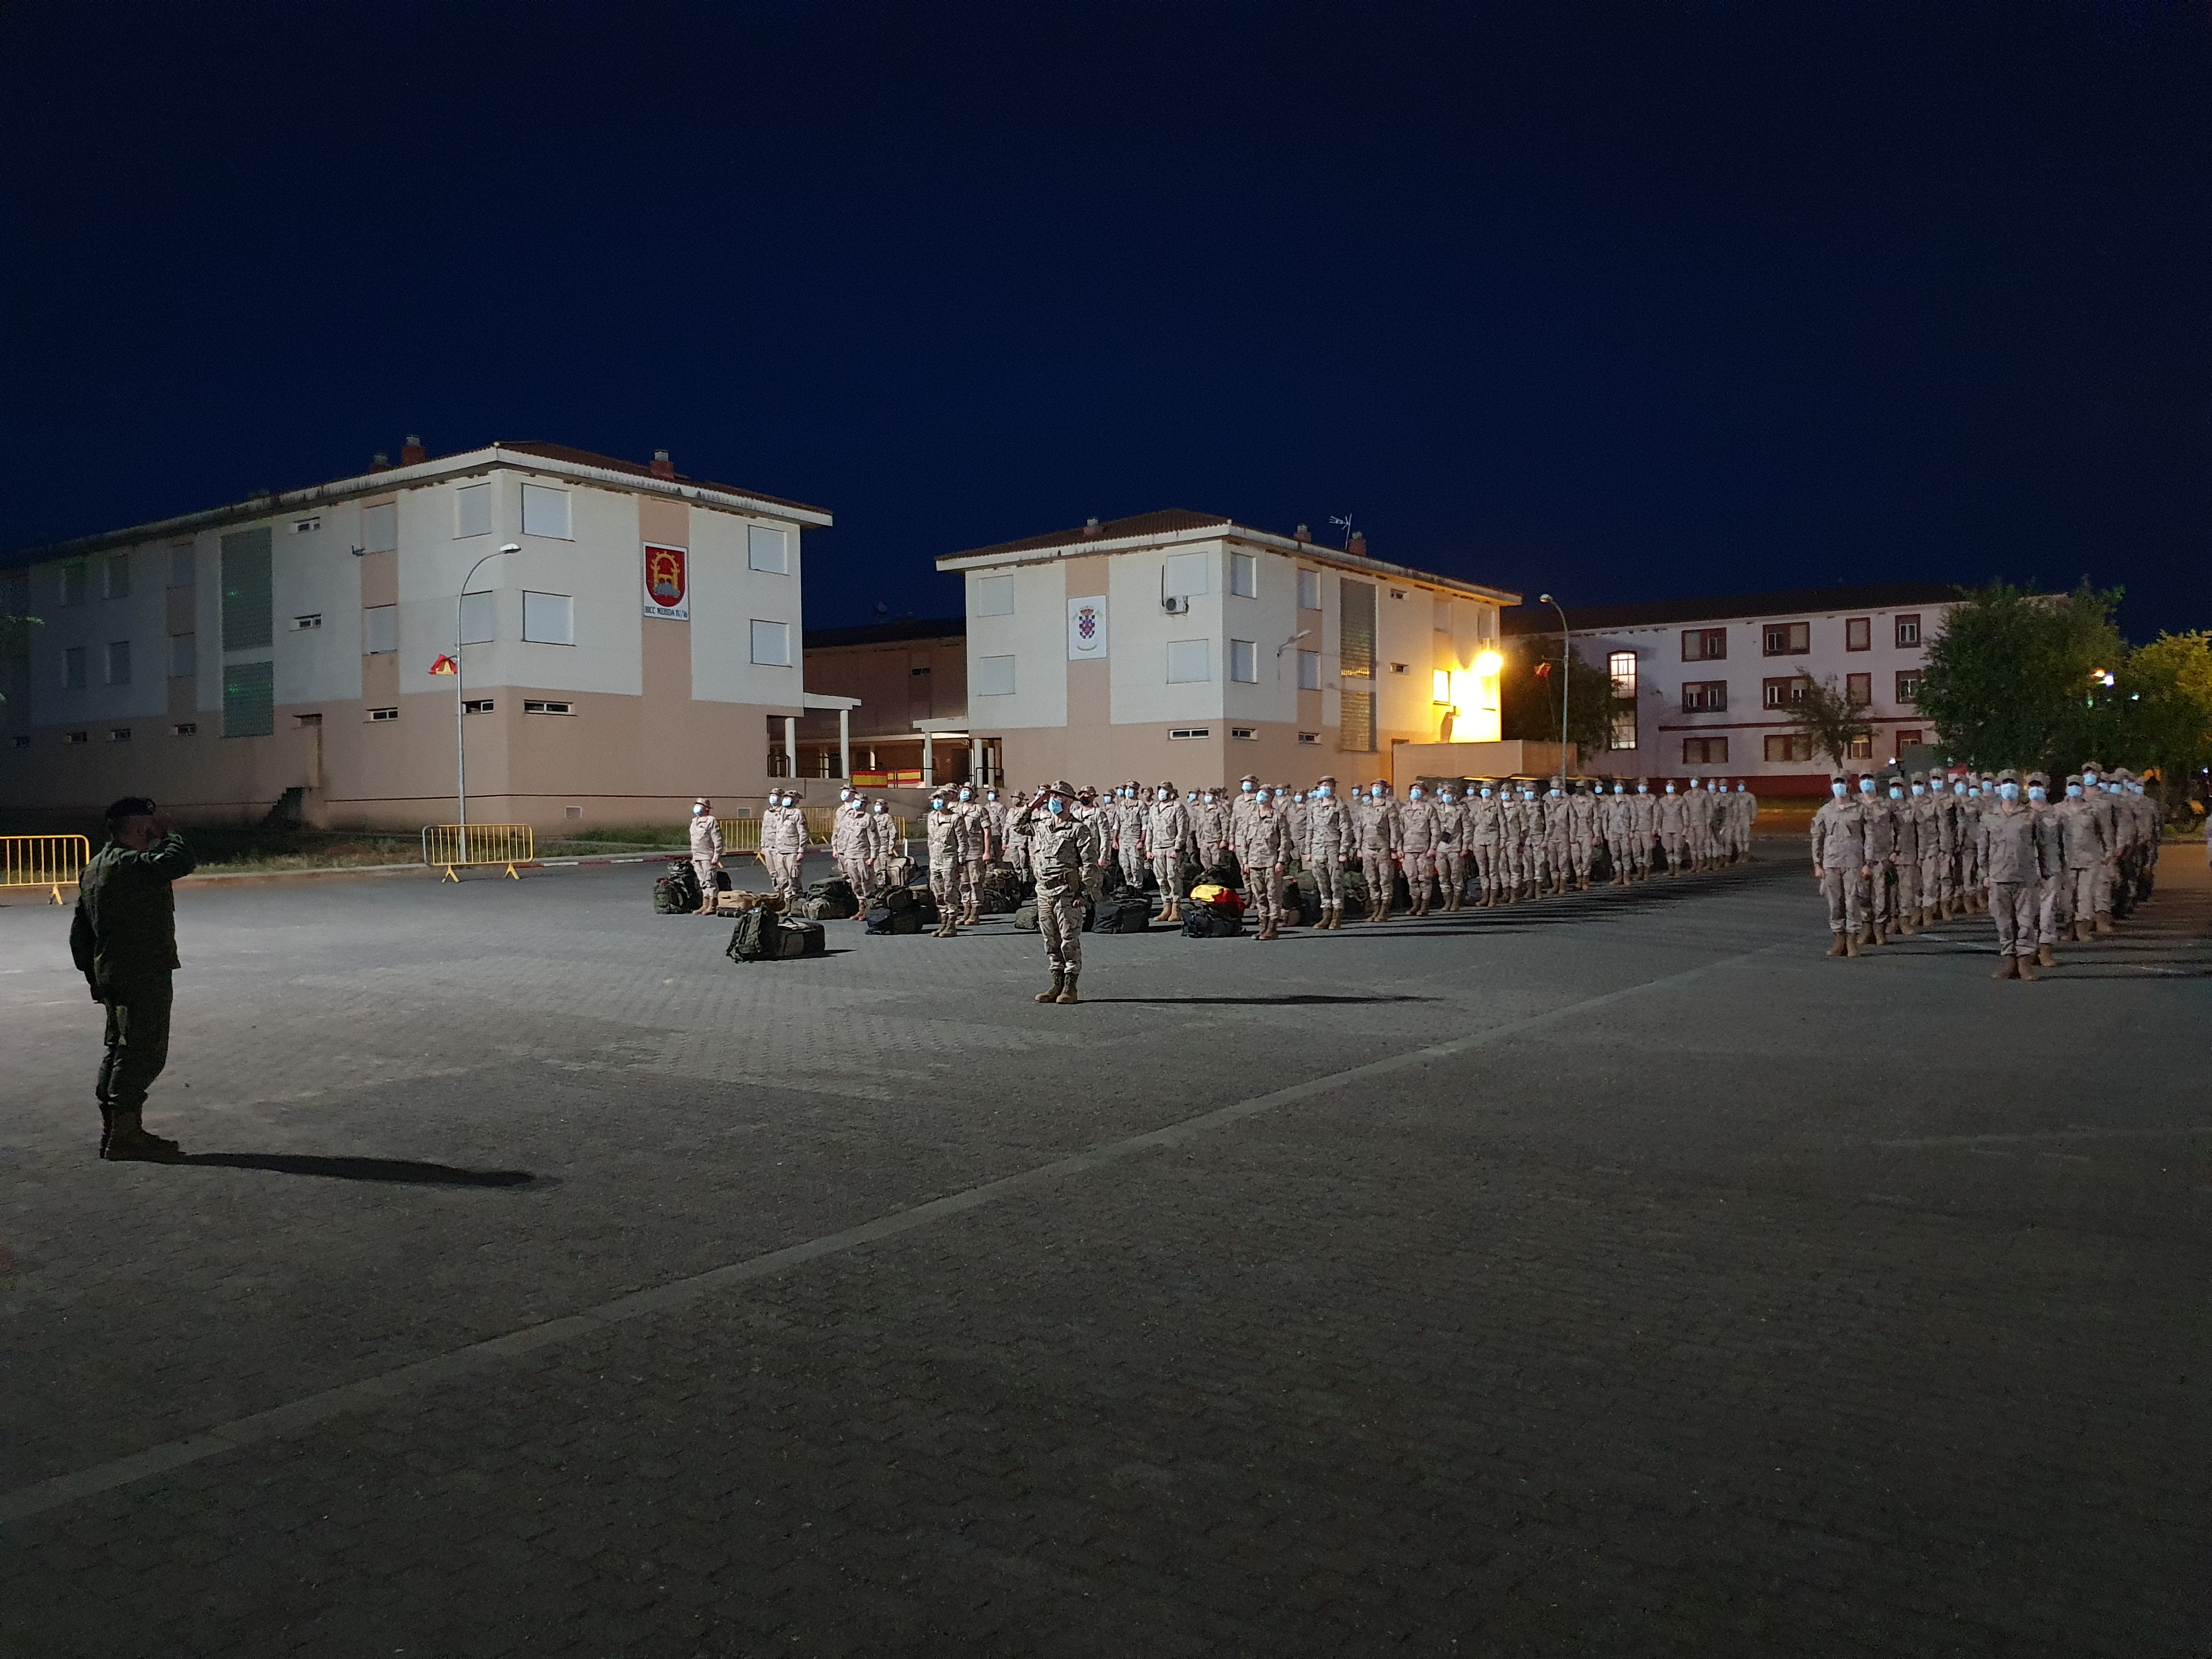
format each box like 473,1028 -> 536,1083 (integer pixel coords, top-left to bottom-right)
428,654 -> 458,676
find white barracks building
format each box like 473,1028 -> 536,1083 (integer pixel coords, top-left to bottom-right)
939,510 -> 1520,789
0,441 -> 828,830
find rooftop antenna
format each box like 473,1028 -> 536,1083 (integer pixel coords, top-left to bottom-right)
1329,513 -> 1355,550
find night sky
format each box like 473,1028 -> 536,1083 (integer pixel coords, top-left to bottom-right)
5,3 -> 2209,636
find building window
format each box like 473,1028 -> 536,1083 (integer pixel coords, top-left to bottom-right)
1297,649 -> 1321,691
108,727 -> 131,742
1231,726 -> 1257,740
1895,670 -> 1922,703
522,591 -> 574,645
105,640 -> 131,686
1845,673 -> 1871,706
65,730 -> 88,744
363,606 -> 398,655
292,613 -> 323,631
168,546 -> 196,588
1389,662 -> 1410,675
455,482 -> 493,538
63,645 -> 86,689
747,525 -> 789,574
223,659 -> 275,738
1298,730 -> 1319,744
369,707 -> 399,722
972,575 -> 1014,617
521,484 -> 571,539
171,723 -> 196,736
170,634 -> 195,679
292,516 -> 321,534
460,591 -> 496,646
220,526 -> 274,651
1683,736 -> 1729,765
1844,617 -> 1871,651
1897,728 -> 1925,748
1848,733 -> 1874,759
1432,668 -> 1452,703
1607,651 -> 1637,699
975,654 -> 1017,696
1681,628 -> 1726,662
1229,639 -> 1258,684
362,501 -> 398,554
104,552 -> 131,601
1609,709 -> 1637,751
1166,639 -> 1211,683
523,699 -> 573,715
1169,727 -> 1211,740
61,561 -> 87,607
1681,680 -> 1727,712
1229,552 -> 1257,599
1163,551 -> 1210,600
1762,676 -> 1807,709
1896,614 -> 1922,646
1762,620 -> 1811,656
1764,733 -> 1814,762
1296,569 -> 1321,611
463,698 -> 495,715
750,619 -> 792,666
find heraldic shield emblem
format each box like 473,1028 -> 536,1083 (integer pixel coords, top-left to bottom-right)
642,544 -> 690,620
1066,594 -> 1107,659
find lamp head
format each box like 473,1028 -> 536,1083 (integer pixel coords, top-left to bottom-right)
1473,650 -> 1503,677
1539,592 -> 1554,605
499,542 -> 520,554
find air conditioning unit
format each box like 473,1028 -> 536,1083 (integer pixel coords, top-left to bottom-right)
1161,595 -> 1189,614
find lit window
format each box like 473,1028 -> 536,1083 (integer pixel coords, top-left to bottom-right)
1608,710 -> 1637,751
1895,671 -> 1922,704
1608,651 -> 1637,699
1432,668 -> 1452,703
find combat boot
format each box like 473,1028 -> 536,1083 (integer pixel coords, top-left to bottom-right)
2017,957 -> 2039,981
97,1104 -> 114,1158
1896,912 -> 1915,936
2094,911 -> 2114,935
2071,919 -> 2089,943
1993,956 -> 2019,980
1843,935 -> 1861,957
103,1109 -> 183,1163
2037,943 -> 2056,968
1827,934 -> 1847,957
1035,970 -> 1065,1003
1257,920 -> 1278,941
1054,972 -> 1080,1005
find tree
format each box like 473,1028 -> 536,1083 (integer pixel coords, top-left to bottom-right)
1500,634 -> 1616,763
2113,632 -> 2212,820
1917,580 -> 2126,775
1788,675 -> 1875,773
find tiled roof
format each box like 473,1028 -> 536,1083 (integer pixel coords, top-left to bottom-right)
493,442 -> 826,515
1501,581 -> 1968,635
804,616 -> 967,650
947,510 -> 1235,561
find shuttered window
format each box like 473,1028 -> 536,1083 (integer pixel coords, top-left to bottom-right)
362,502 -> 398,554
220,527 -> 273,651
747,526 -> 789,573
362,606 -> 397,655
1338,577 -> 1376,752
223,659 -> 274,738
456,483 -> 493,538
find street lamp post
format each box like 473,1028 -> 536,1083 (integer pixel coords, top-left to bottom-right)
1539,592 -> 1570,775
456,543 -> 520,863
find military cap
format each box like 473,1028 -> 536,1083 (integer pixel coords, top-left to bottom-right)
2064,773 -> 2081,785
1908,770 -> 1925,783
1316,772 -> 1338,785
1830,769 -> 1847,782
1158,779 -> 1175,791
1240,772 -> 1260,785
105,795 -> 158,824
1857,768 -> 1876,779
1997,767 -> 2019,782
1047,779 -> 1077,797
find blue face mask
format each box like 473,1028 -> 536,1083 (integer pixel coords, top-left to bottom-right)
2029,786 -> 2046,802
1999,782 -> 2020,800
1831,782 -> 1848,798
1409,788 -> 1423,800
1047,798 -> 1066,815
1889,787 -> 1903,800
2067,784 -> 2082,798
1317,785 -> 1331,797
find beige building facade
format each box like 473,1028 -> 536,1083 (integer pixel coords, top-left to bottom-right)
0,441 -> 829,831
938,510 -> 1520,792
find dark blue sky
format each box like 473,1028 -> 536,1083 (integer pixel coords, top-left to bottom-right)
5,2 -> 2209,635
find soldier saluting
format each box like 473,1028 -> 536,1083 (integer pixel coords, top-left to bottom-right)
70,797 -> 196,1161
1015,781 -> 1097,1003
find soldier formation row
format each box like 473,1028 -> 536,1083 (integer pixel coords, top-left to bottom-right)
1807,763 -> 2164,979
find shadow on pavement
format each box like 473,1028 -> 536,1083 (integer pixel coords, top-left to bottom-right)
181,1153 -> 539,1187
1084,994 -> 1439,1005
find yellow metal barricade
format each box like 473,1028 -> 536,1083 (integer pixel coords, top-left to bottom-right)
721,817 -> 763,854
1,834 -> 92,904
421,823 -> 535,881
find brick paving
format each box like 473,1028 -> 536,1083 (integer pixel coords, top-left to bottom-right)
2,847 -> 2207,1655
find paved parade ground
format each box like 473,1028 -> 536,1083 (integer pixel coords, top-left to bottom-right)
3,846 -> 2208,1657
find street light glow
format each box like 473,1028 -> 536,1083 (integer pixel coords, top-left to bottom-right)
1474,650 -> 1503,677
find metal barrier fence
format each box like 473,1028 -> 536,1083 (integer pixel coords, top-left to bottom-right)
1,834 -> 92,904
421,823 -> 535,881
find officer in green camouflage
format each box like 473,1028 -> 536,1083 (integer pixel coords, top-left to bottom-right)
69,797 -> 196,1161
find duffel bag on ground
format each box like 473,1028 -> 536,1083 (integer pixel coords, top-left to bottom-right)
716,890 -> 780,915
1180,900 -> 1243,938
726,909 -> 772,961
1189,881 -> 1244,913
1011,901 -> 1039,931
979,862 -> 1026,915
653,875 -> 690,914
771,918 -> 827,958
865,905 -> 924,935
1090,896 -> 1151,933
806,876 -> 859,918
874,883 -> 916,913
1339,870 -> 1370,918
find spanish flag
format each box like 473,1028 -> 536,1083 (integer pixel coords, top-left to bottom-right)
428,654 -> 458,676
